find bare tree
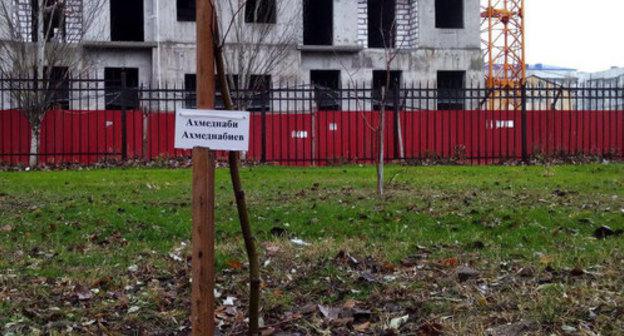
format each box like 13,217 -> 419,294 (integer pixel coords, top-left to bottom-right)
375,28 -> 404,197
0,0 -> 105,167
336,9 -> 404,197
211,1 -> 299,335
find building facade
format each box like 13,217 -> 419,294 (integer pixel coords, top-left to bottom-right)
581,67 -> 624,110
3,0 -> 482,85
526,64 -> 580,85
0,0 -> 484,112
525,65 -> 624,111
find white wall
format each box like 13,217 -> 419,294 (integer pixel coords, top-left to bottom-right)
84,0 -> 110,41
87,49 -> 152,82
417,0 -> 481,50
334,0 -> 359,46
68,0 -> 483,87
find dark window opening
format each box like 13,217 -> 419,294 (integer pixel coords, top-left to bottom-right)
246,75 -> 271,111
184,74 -> 196,108
435,0 -> 464,29
104,68 -> 139,110
245,0 -> 276,23
368,0 -> 396,48
303,0 -> 332,45
215,74 -> 240,109
110,0 -> 144,41
437,71 -> 465,110
372,70 -> 401,109
311,70 -> 341,110
177,0 -> 195,22
45,66 -> 70,109
31,0 -> 66,42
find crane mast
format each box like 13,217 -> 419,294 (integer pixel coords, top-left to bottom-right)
481,0 -> 526,109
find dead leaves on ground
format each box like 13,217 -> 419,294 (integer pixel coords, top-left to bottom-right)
2,240 -> 623,335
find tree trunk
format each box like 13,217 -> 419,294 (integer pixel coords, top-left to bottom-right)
29,125 -> 41,168
228,151 -> 260,335
214,29 -> 261,335
377,87 -> 385,197
395,111 -> 405,160
30,0 -> 44,169
36,0 -> 45,79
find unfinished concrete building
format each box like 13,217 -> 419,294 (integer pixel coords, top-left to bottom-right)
1,0 -> 483,109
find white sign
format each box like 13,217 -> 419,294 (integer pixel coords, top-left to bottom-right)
174,109 -> 250,151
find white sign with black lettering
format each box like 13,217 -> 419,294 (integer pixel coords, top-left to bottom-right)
174,109 -> 250,151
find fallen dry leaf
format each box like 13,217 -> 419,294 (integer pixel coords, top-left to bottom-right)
272,289 -> 284,298
343,299 -> 358,310
260,327 -> 275,336
417,321 -> 444,336
389,315 -> 409,330
457,265 -> 480,282
382,262 -> 397,272
331,317 -> 354,327
318,304 -> 341,321
354,321 -> 371,332
439,257 -> 459,268
226,259 -> 243,270
74,286 -> 93,301
264,243 -> 281,255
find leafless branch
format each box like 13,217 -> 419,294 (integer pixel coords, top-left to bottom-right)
214,0 -> 300,108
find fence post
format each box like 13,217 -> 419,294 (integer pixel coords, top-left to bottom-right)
142,83 -> 149,161
121,71 -> 128,161
521,83 -> 528,163
392,85 -> 400,160
261,90 -> 268,163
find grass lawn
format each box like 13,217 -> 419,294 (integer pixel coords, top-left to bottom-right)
1,164 -> 623,335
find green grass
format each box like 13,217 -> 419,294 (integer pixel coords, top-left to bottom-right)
1,164 -> 623,334
2,164 -> 622,273
0,165 -> 624,276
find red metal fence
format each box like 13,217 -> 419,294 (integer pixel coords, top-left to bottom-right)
2,109 -> 622,166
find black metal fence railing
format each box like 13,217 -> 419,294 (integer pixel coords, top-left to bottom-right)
1,77 -> 623,166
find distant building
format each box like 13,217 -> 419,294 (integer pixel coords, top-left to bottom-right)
526,64 -> 580,85
0,0 -> 486,111
583,67 -> 624,86
525,75 -> 575,110
1,0 -> 483,86
580,67 -> 624,110
526,64 -> 624,110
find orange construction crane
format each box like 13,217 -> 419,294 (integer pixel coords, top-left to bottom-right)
481,0 -> 526,109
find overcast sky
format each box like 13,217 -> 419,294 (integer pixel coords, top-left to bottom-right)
524,0 -> 624,72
